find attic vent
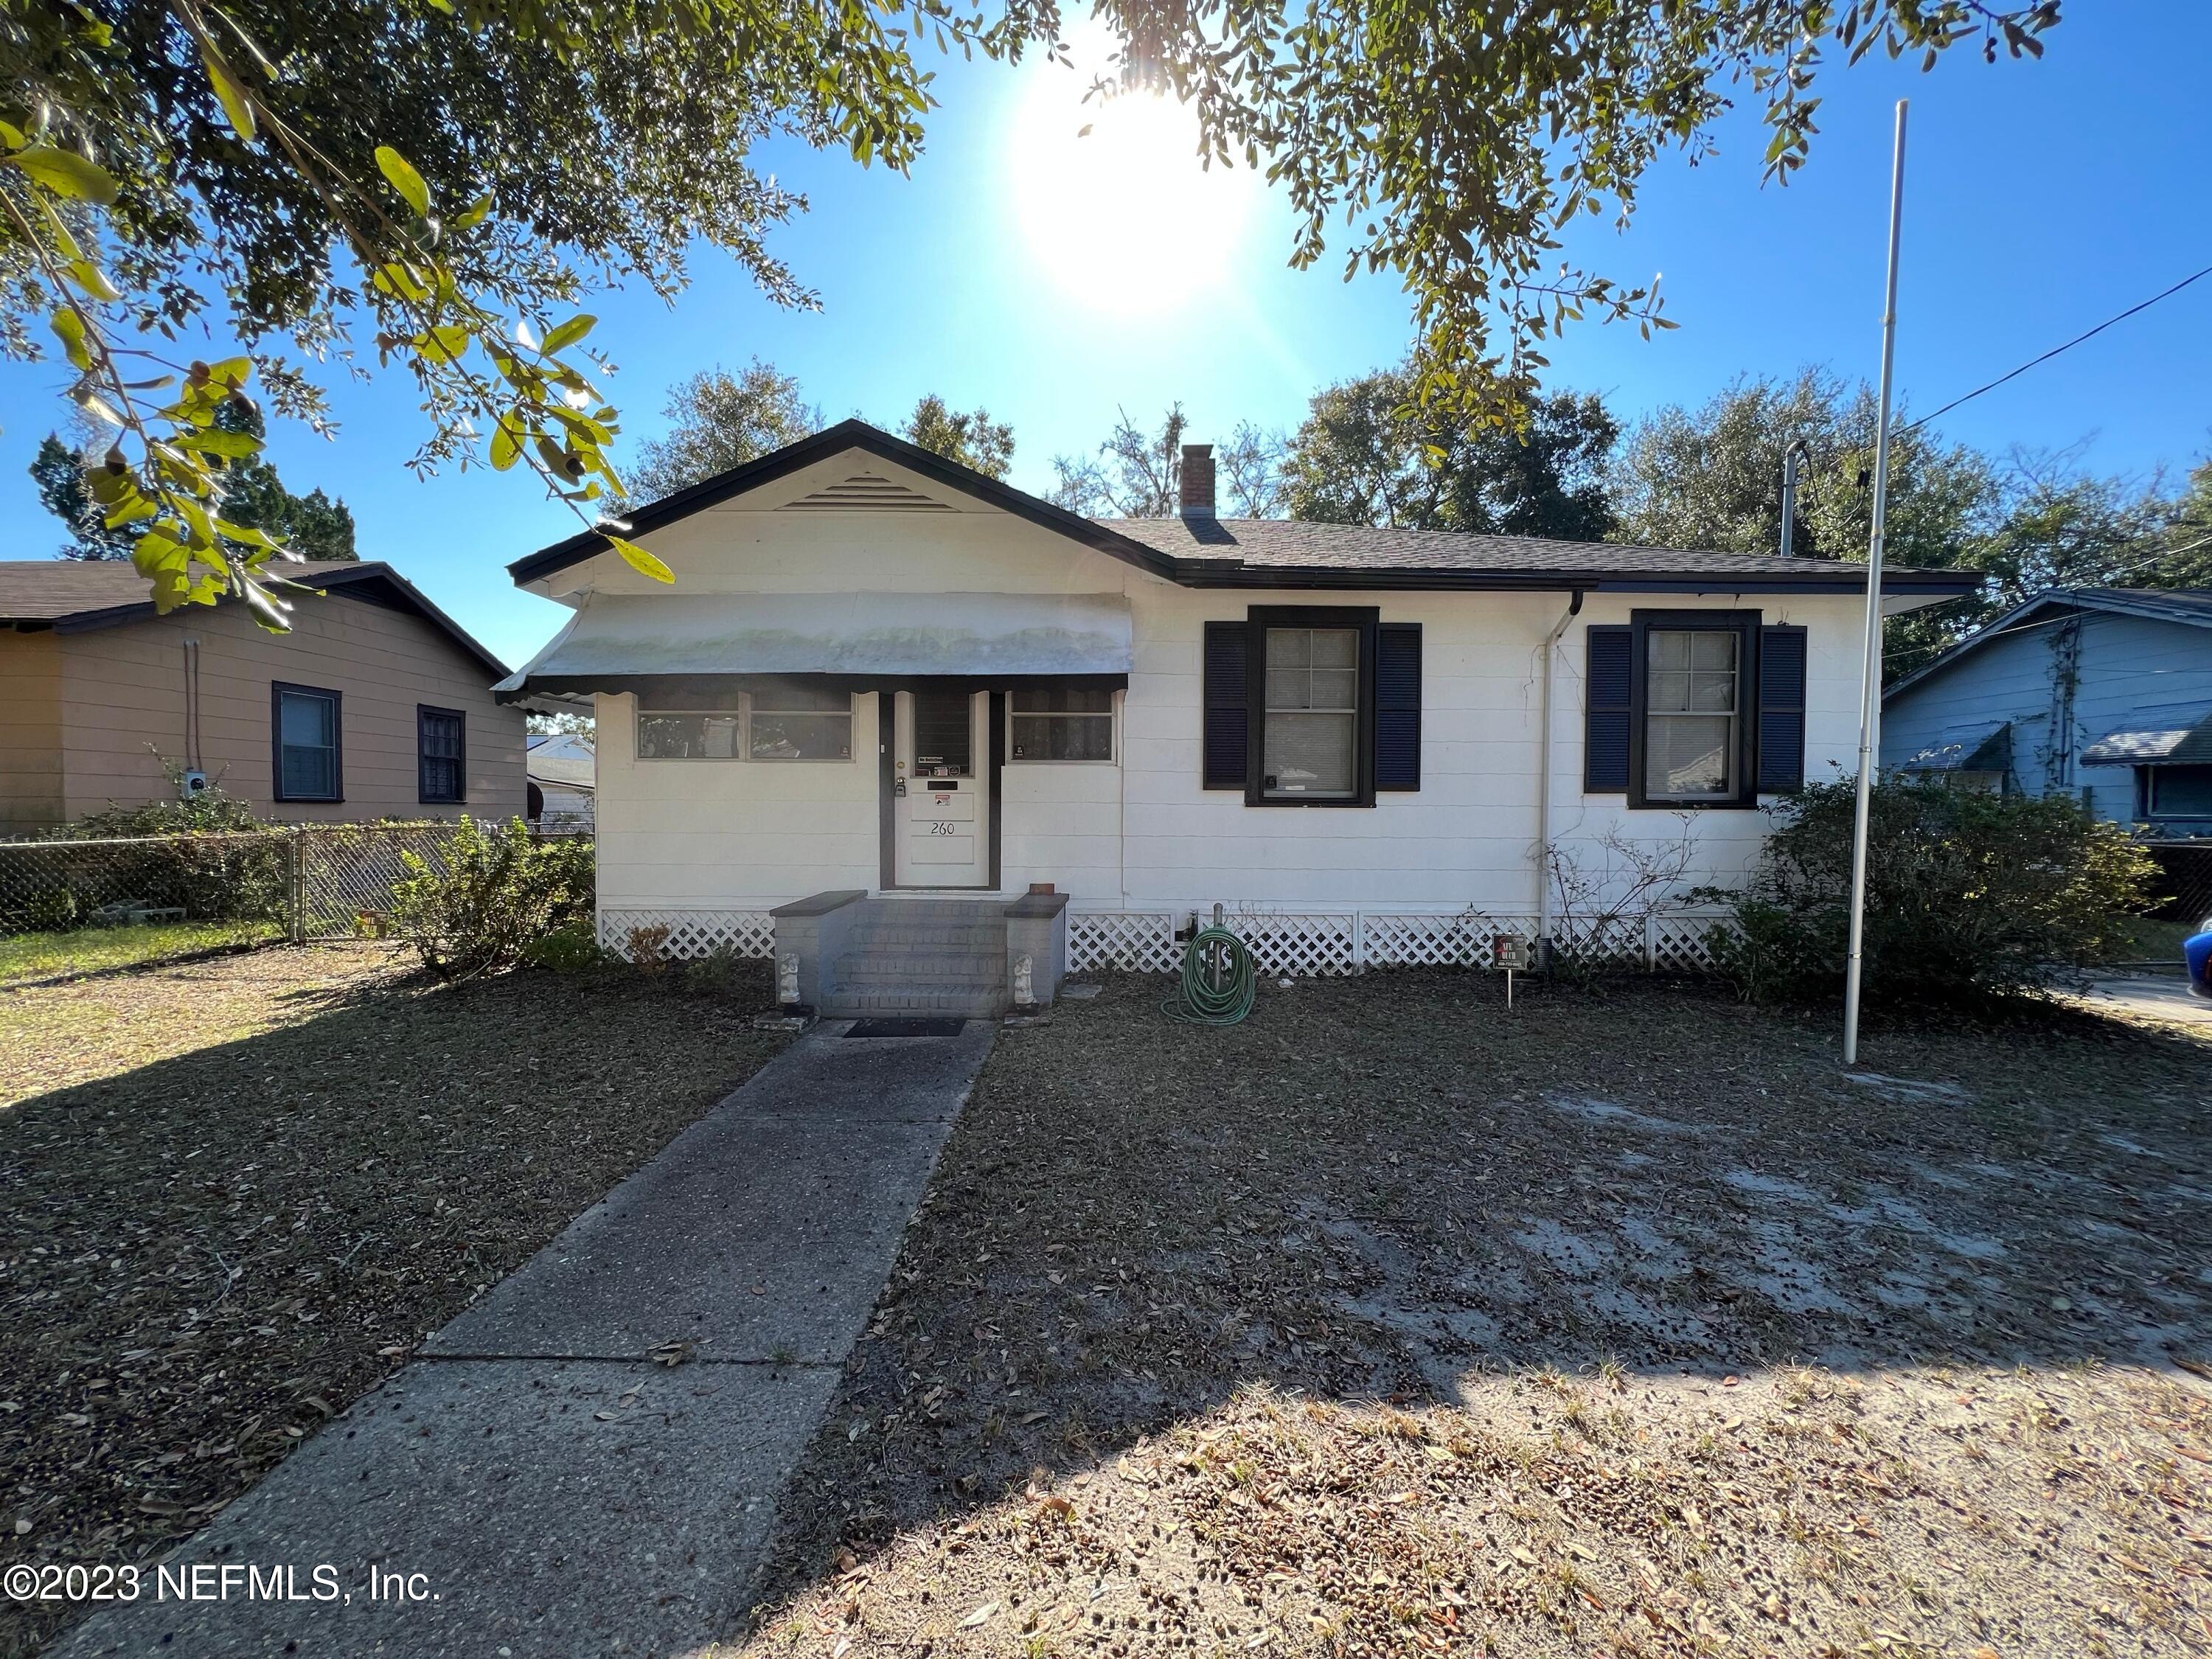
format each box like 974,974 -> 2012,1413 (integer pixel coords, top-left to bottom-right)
777,473 -> 956,513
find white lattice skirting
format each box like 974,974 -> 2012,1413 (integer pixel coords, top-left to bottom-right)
1068,906 -> 1733,975
599,908 -> 775,961
595,904 -> 1731,974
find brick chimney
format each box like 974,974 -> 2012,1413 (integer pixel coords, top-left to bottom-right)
1178,443 -> 1216,521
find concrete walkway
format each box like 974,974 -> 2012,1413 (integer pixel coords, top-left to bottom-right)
61,1020 -> 995,1658
2079,974 -> 2212,1028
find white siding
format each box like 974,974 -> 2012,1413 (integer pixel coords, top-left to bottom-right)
546,451 -> 1870,918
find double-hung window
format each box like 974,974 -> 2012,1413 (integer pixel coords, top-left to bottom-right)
272,683 -> 341,802
1262,627 -> 1360,799
1643,627 -> 1742,803
1009,686 -> 1115,762
1199,606 -> 1423,805
418,706 -> 465,803
1584,610 -> 1804,808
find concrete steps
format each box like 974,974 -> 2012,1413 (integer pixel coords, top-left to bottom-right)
821,897 -> 1010,1018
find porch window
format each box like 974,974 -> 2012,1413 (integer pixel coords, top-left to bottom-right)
1009,686 -> 1114,762
636,696 -> 742,759
1263,626 -> 1360,799
748,684 -> 854,761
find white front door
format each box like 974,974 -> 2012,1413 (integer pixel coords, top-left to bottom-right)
893,689 -> 992,888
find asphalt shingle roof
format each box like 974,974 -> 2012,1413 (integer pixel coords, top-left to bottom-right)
0,560 -> 366,622
1096,517 -> 1882,580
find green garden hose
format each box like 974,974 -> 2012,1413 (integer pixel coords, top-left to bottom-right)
1164,922 -> 1257,1025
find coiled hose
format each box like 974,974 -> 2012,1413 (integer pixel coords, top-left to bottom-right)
1164,922 -> 1257,1025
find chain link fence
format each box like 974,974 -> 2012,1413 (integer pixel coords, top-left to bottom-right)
0,822 -> 490,945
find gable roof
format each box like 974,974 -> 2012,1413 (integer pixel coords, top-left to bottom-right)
509,419 -> 1980,601
1885,586 -> 2212,701
510,419 -> 1183,588
0,560 -> 509,679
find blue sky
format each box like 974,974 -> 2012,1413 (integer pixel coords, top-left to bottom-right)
4,6 -> 2208,668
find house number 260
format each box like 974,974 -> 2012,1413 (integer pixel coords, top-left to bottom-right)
929,821 -> 957,835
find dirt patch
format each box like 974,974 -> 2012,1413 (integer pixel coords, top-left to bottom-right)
731,973 -> 2212,1658
0,946 -> 786,1659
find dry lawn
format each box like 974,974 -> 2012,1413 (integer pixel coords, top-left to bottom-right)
736,974 -> 2212,1659
0,945 -> 785,1659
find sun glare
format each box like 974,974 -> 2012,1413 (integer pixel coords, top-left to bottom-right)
1007,63 -> 1262,318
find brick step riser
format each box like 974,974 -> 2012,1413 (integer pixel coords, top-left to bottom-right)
835,957 -> 1008,980
823,995 -> 1009,1018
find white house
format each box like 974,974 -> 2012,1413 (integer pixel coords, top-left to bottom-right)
495,420 -> 1973,994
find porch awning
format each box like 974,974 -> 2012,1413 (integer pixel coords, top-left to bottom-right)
2081,703 -> 2212,766
495,590 -> 1133,698
1896,720 -> 2010,773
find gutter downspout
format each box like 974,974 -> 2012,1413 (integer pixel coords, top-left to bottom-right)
1535,589 -> 1585,958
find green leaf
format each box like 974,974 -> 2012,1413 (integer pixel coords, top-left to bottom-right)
451,192 -> 493,229
375,145 -> 431,215
65,258 -> 121,302
4,146 -> 119,205
50,307 -> 92,370
202,47 -> 257,142
488,414 -> 523,471
540,313 -> 597,354
173,428 -> 262,459
608,535 -> 674,583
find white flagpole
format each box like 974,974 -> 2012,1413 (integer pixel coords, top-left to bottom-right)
1843,100 -> 1908,1067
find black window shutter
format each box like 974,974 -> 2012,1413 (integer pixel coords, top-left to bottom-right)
1584,625 -> 1632,791
1201,621 -> 1250,790
1758,624 -> 1808,793
1373,622 -> 1422,791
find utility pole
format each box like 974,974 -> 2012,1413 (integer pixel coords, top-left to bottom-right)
1843,100 -> 1908,1068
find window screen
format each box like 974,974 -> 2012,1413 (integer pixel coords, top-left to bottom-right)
749,684 -> 853,760
276,687 -> 339,801
1644,629 -> 1739,802
1010,686 -> 1113,762
1262,627 -> 1358,798
418,707 -> 465,802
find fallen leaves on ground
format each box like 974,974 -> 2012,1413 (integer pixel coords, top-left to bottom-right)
725,972 -> 2212,1658
0,946 -> 787,1659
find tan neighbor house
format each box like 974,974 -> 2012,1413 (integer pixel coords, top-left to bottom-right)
0,560 -> 524,835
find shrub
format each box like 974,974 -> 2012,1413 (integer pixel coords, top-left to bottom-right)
681,941 -> 752,996
1700,776 -> 2160,1007
522,918 -> 608,973
389,818 -> 596,981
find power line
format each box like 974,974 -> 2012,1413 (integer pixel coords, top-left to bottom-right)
1902,260 -> 2212,435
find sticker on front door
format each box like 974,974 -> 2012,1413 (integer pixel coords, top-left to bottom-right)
909,784 -> 976,863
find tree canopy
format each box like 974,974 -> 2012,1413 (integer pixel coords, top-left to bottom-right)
1281,364 -> 1618,539
629,361 -> 818,500
900,394 -> 1014,479
0,0 -> 2056,622
1049,406 -> 1189,518
32,407 -> 354,559
1608,368 -> 2208,678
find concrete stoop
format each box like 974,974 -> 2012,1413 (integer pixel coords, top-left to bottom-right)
768,890 -> 1070,1019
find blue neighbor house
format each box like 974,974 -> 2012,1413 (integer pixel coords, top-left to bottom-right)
1881,588 -> 2212,838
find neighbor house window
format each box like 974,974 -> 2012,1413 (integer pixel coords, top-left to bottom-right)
1643,627 -> 1741,803
1262,626 -> 1360,799
417,706 -> 465,803
636,692 -> 742,759
2143,765 -> 2212,820
272,683 -> 341,801
1009,686 -> 1115,762
748,684 -> 854,760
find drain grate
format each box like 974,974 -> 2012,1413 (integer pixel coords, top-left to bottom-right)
844,1017 -> 966,1039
